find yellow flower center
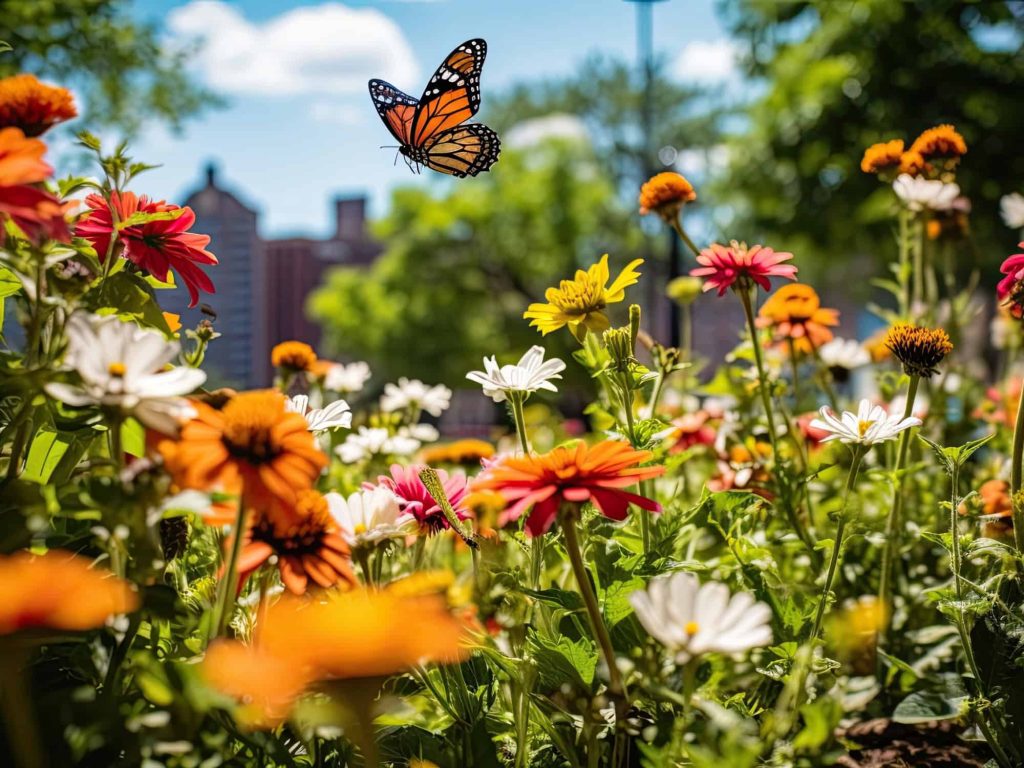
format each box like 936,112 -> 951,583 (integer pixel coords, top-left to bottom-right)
108,361 -> 127,377
685,621 -> 699,635
353,523 -> 367,535
550,277 -> 605,315
858,420 -> 875,437
220,391 -> 288,464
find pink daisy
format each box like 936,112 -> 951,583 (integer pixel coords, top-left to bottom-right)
368,463 -> 470,534
997,244 -> 1024,316
690,242 -> 798,296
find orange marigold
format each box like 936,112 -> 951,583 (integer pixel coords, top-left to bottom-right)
472,440 -> 664,535
910,124 -> 967,160
271,341 -> 317,372
159,390 -> 327,509
756,283 -> 839,354
860,139 -> 904,175
0,74 -> 77,136
638,172 -> 696,221
898,149 -> 928,176
0,551 -> 138,634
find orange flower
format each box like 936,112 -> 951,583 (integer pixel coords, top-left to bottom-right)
159,390 -> 327,509
910,124 -> 967,161
860,139 -> 904,175
898,149 -> 928,176
271,341 -> 317,372
0,127 -> 69,243
0,551 -> 138,634
0,74 -> 76,136
756,283 -> 839,354
163,312 -> 182,334
309,358 -> 336,380
884,324 -> 953,378
420,438 -> 495,466
235,489 -> 357,595
472,440 -> 664,535
638,172 -> 696,221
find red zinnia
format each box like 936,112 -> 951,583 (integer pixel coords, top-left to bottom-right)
690,242 -> 798,296
369,464 -> 470,534
472,440 -> 664,536
0,127 -> 69,244
76,191 -> 217,307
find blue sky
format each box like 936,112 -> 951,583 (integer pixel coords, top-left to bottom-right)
128,0 -> 731,237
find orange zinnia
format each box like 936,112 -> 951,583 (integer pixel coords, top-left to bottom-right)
756,283 -> 839,354
0,74 -> 77,136
0,551 -> 138,635
271,341 -> 317,372
910,124 -> 967,161
235,489 -> 357,595
160,390 -> 327,509
472,440 -> 664,536
638,172 -> 696,221
0,127 -> 69,243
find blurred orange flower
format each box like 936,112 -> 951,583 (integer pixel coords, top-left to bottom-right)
0,74 -> 76,136
271,341 -> 317,372
756,283 -> 839,354
420,438 -> 495,466
0,127 -> 69,243
860,139 -> 904,175
910,124 -> 967,161
160,390 -> 327,510
0,551 -> 138,635
638,172 -> 696,221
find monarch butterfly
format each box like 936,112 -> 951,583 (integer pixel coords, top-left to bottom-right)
368,38 -> 500,178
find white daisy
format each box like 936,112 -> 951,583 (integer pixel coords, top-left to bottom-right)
400,423 -> 440,443
324,361 -> 371,395
286,394 -> 352,433
466,345 -> 566,403
335,427 -> 420,464
817,338 -> 870,371
892,174 -> 960,212
45,314 -> 205,435
629,572 -> 773,664
1000,192 -> 1024,230
326,487 -> 414,548
809,398 -> 921,446
380,378 -> 452,417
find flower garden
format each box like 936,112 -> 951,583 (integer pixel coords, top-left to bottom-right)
4,71 -> 1024,768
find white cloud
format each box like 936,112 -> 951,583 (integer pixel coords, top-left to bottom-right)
673,40 -> 740,83
505,114 -> 590,149
168,1 -> 418,97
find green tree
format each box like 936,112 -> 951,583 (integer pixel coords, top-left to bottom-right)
309,142 -> 642,387
0,0 -> 215,132
718,0 -> 1024,280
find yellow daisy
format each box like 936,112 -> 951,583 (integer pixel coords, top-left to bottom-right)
523,254 -> 643,341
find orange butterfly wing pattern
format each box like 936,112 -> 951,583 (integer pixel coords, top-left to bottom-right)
368,38 -> 500,178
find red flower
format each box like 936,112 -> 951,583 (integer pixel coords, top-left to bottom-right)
77,192 -> 217,307
997,244 -> 1024,318
668,411 -> 716,453
369,463 -> 470,534
690,242 -> 797,296
0,127 -> 69,243
472,440 -> 664,536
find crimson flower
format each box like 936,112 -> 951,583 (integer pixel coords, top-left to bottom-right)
472,440 -> 664,536
369,463 -> 470,534
76,192 -> 217,307
690,242 -> 797,296
997,244 -> 1024,318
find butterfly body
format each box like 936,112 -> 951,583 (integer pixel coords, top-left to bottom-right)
369,39 -> 500,177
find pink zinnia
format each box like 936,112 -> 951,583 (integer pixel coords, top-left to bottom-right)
997,244 -> 1024,317
368,463 -> 470,534
76,192 -> 217,307
690,242 -> 798,296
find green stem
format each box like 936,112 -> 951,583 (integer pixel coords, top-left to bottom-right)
508,391 -> 531,455
214,496 -> 249,639
1011,381 -> 1024,553
669,217 -> 702,259
898,209 -> 912,318
810,448 -> 864,642
737,286 -> 779,457
681,303 -> 692,362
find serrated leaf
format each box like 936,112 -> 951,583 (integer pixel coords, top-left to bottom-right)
529,634 -> 597,690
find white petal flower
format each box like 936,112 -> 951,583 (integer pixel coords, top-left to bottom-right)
892,174 -> 960,212
45,314 -> 205,435
380,378 -> 452,417
629,572 -> 773,665
400,423 -> 439,443
335,426 -> 421,463
326,487 -> 414,547
324,361 -> 371,394
1001,192 -> 1024,230
466,345 -> 566,403
286,394 -> 352,432
808,398 -> 921,446
817,338 -> 870,371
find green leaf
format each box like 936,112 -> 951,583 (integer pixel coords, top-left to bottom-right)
84,271 -> 171,333
121,418 -> 145,458
602,577 -> 644,627
21,429 -> 71,484
892,689 -> 966,724
529,634 -> 597,691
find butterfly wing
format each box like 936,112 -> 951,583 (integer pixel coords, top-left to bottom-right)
420,124 -> 501,178
368,79 -> 419,145
410,38 -> 487,148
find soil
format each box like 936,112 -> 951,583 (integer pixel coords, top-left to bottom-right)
835,719 -> 991,768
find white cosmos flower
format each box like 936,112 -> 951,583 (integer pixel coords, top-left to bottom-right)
326,487 -> 414,547
324,361 -> 371,394
400,423 -> 439,443
286,394 -> 352,432
817,338 -> 870,371
466,345 -> 566,403
45,314 -> 205,435
629,572 -> 772,664
380,378 -> 452,417
809,398 -> 921,446
1001,193 -> 1024,230
336,427 -> 420,463
892,174 -> 960,212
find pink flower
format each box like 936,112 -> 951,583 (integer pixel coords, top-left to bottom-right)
76,192 -> 217,307
997,244 -> 1024,317
690,242 -> 798,296
668,412 -> 716,453
368,463 -> 470,534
